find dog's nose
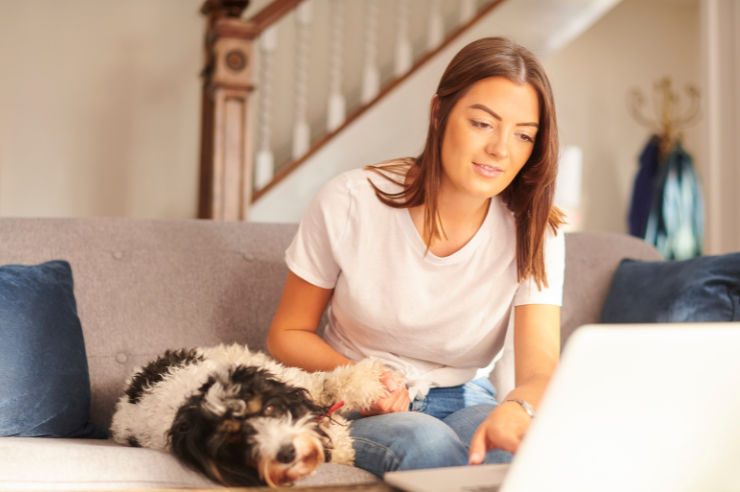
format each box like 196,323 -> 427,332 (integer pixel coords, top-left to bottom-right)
276,443 -> 296,464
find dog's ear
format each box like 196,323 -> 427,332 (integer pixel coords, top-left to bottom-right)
169,402 -> 212,476
203,457 -> 262,487
213,462 -> 262,486
169,399 -> 263,487
219,418 -> 243,444
284,386 -> 324,419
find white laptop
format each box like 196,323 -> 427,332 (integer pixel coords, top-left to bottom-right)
384,323 -> 740,492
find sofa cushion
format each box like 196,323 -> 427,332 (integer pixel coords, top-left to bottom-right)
0,260 -> 106,438
600,253 -> 740,323
0,437 -> 378,490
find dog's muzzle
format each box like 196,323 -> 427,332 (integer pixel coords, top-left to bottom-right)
259,433 -> 325,487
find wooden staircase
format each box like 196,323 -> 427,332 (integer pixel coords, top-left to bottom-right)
196,0 -> 506,220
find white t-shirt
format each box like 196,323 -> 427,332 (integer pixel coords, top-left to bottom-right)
285,166 -> 565,399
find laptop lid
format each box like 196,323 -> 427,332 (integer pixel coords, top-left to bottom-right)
385,323 -> 740,492
384,463 -> 508,492
501,322 -> 740,492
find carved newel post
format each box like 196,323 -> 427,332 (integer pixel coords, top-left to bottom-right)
198,0 -> 255,220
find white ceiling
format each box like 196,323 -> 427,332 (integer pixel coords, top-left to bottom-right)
474,0 -> 624,57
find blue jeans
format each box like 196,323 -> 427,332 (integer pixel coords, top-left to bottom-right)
348,378 -> 513,477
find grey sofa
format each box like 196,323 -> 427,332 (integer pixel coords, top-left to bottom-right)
0,217 -> 660,490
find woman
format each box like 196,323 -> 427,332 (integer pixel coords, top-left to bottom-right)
267,36 -> 565,476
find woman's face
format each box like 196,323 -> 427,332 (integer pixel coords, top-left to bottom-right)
439,76 -> 540,204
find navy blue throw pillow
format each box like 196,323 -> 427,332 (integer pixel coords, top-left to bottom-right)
601,253 -> 740,323
0,260 -> 107,438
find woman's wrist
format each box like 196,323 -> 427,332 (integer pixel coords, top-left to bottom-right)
502,398 -> 537,419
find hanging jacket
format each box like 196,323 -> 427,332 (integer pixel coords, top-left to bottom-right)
644,141 -> 705,260
628,135 -> 661,238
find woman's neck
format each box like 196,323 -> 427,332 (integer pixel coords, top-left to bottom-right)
410,193 -> 491,257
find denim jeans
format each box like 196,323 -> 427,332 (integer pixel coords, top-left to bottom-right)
348,378 -> 513,477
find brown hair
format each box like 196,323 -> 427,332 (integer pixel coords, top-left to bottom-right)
366,37 -> 563,288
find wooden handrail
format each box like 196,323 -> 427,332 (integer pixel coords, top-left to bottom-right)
200,0 -> 302,36
250,0 -> 304,34
198,0 -> 507,219
197,0 -> 306,220
251,0 -> 507,203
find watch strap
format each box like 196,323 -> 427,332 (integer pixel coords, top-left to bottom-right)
504,398 -> 536,419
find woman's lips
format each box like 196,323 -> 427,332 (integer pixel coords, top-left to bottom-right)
473,162 -> 504,178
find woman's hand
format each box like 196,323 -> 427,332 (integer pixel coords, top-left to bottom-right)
468,401 -> 532,464
466,303 -> 560,464
360,371 -> 410,415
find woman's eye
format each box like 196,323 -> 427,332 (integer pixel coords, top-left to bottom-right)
470,120 -> 490,129
518,133 -> 534,143
263,404 -> 276,416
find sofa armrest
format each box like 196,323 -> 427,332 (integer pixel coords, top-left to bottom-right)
491,231 -> 661,398
561,231 -> 661,344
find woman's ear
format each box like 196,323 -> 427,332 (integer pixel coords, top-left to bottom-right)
430,95 -> 440,129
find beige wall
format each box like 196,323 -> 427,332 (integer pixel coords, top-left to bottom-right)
544,0 -> 702,234
0,0 -> 706,237
0,0 -> 203,218
0,0 -> 477,219
701,0 -> 740,254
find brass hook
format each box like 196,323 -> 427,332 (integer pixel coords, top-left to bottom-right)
627,77 -> 700,158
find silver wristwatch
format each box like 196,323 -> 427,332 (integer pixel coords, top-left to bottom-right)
504,398 -> 536,419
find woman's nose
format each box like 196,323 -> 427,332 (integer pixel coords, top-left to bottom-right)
485,128 -> 509,159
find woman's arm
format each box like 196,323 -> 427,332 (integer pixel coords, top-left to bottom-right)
468,303 -> 560,463
267,271 -> 351,371
267,271 -> 410,413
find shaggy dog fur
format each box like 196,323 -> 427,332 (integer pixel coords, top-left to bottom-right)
110,344 -> 392,487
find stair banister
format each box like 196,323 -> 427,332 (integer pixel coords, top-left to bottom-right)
198,0 -> 507,220
250,0 -> 506,205
197,0 -> 304,220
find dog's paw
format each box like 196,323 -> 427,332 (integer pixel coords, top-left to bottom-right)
323,359 -> 401,413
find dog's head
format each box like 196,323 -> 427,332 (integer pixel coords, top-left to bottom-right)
168,365 -> 332,487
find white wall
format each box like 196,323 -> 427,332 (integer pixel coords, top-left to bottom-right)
0,0 -> 203,218
1,0 -> 719,250
253,0 -> 706,231
250,0 -> 624,221
247,0 -> 476,169
0,0 -> 493,219
543,0 -> 702,235
701,0 -> 740,255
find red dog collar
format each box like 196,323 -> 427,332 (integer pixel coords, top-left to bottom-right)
316,401 -> 344,421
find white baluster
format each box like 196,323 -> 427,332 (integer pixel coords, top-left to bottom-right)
427,0 -> 444,51
292,0 -> 312,160
394,0 -> 412,76
361,0 -> 380,104
326,0 -> 346,132
459,0 -> 477,25
254,26 -> 277,190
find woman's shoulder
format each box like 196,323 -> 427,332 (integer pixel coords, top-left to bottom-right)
313,167 -> 364,200
362,157 -> 415,194
322,158 -> 413,197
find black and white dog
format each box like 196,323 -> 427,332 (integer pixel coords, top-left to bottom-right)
110,344 -> 393,487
